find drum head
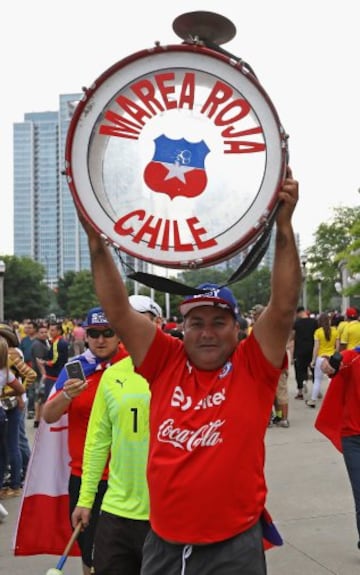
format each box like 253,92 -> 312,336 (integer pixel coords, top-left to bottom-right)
65,44 -> 287,269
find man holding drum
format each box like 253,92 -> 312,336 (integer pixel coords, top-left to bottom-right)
79,166 -> 301,574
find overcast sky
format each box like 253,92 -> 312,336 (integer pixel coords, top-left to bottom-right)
1,0 -> 359,259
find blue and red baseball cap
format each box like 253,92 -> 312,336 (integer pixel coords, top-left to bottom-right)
179,283 -> 239,318
84,307 -> 110,328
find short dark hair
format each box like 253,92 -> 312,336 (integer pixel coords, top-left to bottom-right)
49,321 -> 63,334
296,306 -> 305,313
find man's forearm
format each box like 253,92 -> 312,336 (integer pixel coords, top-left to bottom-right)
271,224 -> 301,315
88,234 -> 130,327
85,226 -> 157,365
42,392 -> 70,423
79,406 -> 110,509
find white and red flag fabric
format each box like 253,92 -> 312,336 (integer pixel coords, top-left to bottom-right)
13,411 -> 80,556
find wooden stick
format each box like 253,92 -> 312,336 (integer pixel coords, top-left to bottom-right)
56,522 -> 82,570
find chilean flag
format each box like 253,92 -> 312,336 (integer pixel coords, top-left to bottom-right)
13,410 -> 80,556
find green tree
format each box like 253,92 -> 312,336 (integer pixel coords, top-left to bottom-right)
304,206 -> 360,310
306,206 -> 360,274
337,219 -> 360,299
177,267 -> 229,287
3,255 -> 50,320
234,268 -> 271,312
65,270 -> 99,318
57,271 -> 77,316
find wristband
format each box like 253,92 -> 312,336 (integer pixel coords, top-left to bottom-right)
62,390 -> 72,401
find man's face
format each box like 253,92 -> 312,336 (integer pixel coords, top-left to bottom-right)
49,325 -> 60,340
23,323 -> 31,336
27,324 -> 37,337
85,327 -> 119,360
37,327 -> 49,340
183,306 -> 239,370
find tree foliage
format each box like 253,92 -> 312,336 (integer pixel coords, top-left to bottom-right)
338,218 -> 360,297
57,270 -> 98,318
57,271 -> 77,316
2,255 -> 50,320
304,206 -> 360,309
306,206 -> 360,276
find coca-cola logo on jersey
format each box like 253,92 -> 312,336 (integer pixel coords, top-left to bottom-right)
157,418 -> 224,452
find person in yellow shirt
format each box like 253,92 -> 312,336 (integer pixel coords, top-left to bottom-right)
335,315 -> 347,343
340,307 -> 360,350
306,313 -> 338,408
17,321 -> 28,341
62,317 -> 74,343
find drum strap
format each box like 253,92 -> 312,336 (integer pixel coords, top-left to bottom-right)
199,39 -> 258,78
117,202 -> 279,296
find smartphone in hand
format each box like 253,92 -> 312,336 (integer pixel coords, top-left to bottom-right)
65,360 -> 86,382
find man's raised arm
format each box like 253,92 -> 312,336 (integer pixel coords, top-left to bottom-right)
82,217 -> 156,366
253,166 -> 302,367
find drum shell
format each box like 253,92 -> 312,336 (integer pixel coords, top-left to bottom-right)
65,43 -> 288,269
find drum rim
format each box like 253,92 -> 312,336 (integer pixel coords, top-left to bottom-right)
65,43 -> 287,269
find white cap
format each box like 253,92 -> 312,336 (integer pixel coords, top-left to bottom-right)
129,295 -> 163,318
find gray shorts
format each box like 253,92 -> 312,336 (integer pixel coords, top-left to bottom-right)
140,521 -> 266,575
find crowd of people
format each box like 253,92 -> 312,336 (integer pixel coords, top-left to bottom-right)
1,301 -> 360,557
1,168 -> 360,571
2,304 -> 360,555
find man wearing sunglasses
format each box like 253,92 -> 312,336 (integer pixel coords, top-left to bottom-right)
43,306 -> 127,575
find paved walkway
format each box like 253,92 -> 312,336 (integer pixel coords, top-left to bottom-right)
0,368 -> 359,574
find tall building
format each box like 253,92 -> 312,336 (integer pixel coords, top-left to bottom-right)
13,94 -> 88,288
13,94 -> 147,288
60,95 -> 91,280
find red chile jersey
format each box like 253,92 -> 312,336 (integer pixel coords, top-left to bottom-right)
49,346 -> 127,477
137,329 -> 284,544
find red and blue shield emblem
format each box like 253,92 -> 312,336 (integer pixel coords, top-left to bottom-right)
144,135 -> 210,200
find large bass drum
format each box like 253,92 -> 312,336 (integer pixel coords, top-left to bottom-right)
65,29 -> 288,270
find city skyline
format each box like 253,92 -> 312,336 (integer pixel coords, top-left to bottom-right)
13,98 -> 90,287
